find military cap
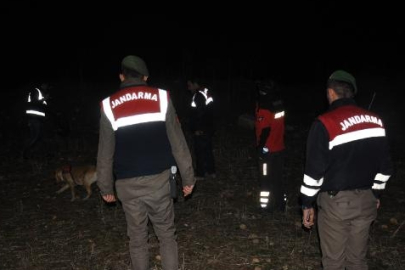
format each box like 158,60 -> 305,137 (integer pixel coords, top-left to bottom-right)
328,70 -> 357,94
121,55 -> 149,76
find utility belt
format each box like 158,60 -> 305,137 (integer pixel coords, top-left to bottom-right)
325,187 -> 370,198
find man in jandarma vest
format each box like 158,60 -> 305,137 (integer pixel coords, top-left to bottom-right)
300,70 -> 393,270
96,55 -> 195,270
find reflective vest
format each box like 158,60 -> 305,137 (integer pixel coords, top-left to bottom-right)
191,88 -> 213,107
300,103 -> 391,202
101,85 -> 176,178
26,88 -> 47,117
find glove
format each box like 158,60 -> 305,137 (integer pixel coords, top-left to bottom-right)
257,146 -> 270,160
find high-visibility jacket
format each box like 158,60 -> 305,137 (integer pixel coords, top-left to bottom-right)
26,88 -> 47,117
300,98 -> 393,207
191,88 -> 213,107
189,88 -> 214,133
255,96 -> 285,153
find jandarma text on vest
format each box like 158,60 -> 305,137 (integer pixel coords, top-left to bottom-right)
340,114 -> 382,131
112,92 -> 158,109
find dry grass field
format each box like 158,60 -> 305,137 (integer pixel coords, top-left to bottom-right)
1,78 -> 404,270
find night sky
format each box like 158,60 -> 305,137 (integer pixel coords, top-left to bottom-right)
2,2 -> 404,89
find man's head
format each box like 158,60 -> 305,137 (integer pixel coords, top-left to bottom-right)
187,80 -> 199,93
326,70 -> 357,103
328,70 -> 357,94
120,55 -> 149,81
187,77 -> 206,93
256,79 -> 277,96
39,82 -> 52,99
40,83 -> 51,91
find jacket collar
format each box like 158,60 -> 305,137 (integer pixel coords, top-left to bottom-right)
329,98 -> 356,111
120,77 -> 147,89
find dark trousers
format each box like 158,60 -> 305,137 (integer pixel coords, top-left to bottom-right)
23,117 -> 44,158
317,189 -> 377,270
193,132 -> 215,177
258,151 -> 285,210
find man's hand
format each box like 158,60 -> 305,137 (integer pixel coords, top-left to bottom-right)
377,198 -> 381,209
183,185 -> 194,197
257,146 -> 269,160
302,207 -> 315,229
102,194 -> 117,203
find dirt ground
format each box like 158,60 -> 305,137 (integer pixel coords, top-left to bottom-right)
1,81 -> 404,270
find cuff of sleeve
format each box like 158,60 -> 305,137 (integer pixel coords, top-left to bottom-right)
99,190 -> 114,196
97,183 -> 115,196
372,189 -> 382,199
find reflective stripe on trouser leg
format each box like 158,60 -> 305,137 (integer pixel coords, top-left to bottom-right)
260,191 -> 270,208
260,161 -> 269,208
262,163 -> 267,176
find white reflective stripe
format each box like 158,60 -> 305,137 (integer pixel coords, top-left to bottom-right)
191,93 -> 197,107
374,173 -> 390,182
274,111 -> 285,119
329,128 -> 386,150
200,89 -> 208,99
300,185 -> 320,196
372,182 -> 386,190
35,88 -> 44,100
202,88 -> 214,105
28,88 -> 46,104
114,112 -> 165,130
103,90 -> 168,131
260,191 -> 270,207
102,97 -> 118,130
158,89 -> 169,113
191,88 -> 214,107
262,163 -> 267,176
303,174 -> 323,187
260,198 -> 269,203
260,191 -> 270,197
26,110 -> 45,117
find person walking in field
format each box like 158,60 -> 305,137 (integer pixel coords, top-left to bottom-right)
186,77 -> 216,181
97,55 -> 195,270
255,79 -> 286,212
300,70 -> 393,270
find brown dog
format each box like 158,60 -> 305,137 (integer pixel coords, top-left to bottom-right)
55,164 -> 97,201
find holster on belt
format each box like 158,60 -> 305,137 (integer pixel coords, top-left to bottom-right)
170,166 -> 178,199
